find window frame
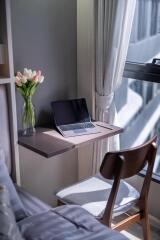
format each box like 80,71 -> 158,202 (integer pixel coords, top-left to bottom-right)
123,61 -> 160,183
124,61 -> 160,83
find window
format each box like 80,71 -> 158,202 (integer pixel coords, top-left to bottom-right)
115,0 -> 160,182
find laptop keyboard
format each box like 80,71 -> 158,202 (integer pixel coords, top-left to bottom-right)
60,122 -> 95,131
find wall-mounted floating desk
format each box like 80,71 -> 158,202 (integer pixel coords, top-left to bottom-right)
18,122 -> 122,206
18,121 -> 122,158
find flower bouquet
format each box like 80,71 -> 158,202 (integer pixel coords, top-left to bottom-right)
15,68 -> 44,136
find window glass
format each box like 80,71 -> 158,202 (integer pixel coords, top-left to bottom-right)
116,0 -> 160,180
115,79 -> 160,177
127,0 -> 160,63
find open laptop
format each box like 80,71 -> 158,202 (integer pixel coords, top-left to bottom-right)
51,98 -> 100,137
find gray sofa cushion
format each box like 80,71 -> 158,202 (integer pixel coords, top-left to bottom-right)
15,184 -> 51,216
16,185 -> 128,239
0,149 -> 27,221
18,205 -> 128,240
0,185 -> 24,240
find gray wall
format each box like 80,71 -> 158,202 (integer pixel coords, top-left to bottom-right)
11,0 -> 77,129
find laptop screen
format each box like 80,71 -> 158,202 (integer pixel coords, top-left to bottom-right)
51,98 -> 91,126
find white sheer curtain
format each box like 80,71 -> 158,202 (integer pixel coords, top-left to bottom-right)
92,0 -> 136,174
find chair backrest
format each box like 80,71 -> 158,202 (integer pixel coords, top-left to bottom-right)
100,135 -> 157,226
100,135 -> 157,180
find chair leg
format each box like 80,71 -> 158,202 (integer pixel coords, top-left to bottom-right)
57,199 -> 65,206
99,218 -> 110,228
112,213 -> 141,232
141,209 -> 151,240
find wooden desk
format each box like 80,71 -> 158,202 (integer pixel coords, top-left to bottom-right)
18,122 -> 122,158
18,129 -> 74,158
18,122 -> 122,206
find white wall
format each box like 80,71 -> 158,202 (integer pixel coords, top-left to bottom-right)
19,146 -> 78,205
77,0 -> 96,180
77,0 -> 95,118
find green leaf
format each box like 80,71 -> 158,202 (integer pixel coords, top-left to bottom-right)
16,87 -> 25,97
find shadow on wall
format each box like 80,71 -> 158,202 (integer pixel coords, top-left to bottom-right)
36,110 -> 53,128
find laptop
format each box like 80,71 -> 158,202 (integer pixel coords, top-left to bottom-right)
51,98 -> 100,137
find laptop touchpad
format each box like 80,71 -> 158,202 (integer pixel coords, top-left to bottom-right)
74,129 -> 87,133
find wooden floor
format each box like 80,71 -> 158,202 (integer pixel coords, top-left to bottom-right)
121,223 -> 160,239
113,212 -> 160,239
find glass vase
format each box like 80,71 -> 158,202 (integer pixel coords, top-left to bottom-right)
22,96 -> 36,136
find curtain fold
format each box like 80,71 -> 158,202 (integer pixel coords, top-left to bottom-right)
92,0 -> 136,174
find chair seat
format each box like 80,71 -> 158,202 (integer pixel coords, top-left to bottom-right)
56,174 -> 140,219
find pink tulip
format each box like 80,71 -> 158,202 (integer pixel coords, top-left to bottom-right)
39,75 -> 44,83
37,70 -> 41,77
33,75 -> 39,83
15,76 -> 22,86
17,71 -> 23,78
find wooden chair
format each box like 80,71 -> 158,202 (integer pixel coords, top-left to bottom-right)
56,136 -> 157,240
